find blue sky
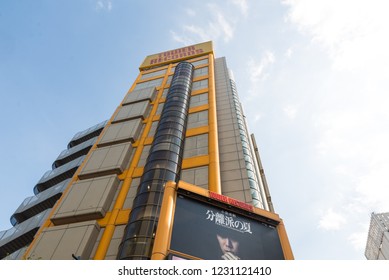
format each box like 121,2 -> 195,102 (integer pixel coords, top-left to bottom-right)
1,0 -> 389,260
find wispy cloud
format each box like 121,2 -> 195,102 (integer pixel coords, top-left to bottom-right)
96,0 -> 112,11
210,5 -> 234,42
284,0 -> 389,252
184,25 -> 210,42
170,24 -> 211,46
283,104 -> 298,120
230,0 -> 249,17
254,113 -> 263,122
170,1 -> 248,45
318,208 -> 346,231
248,51 -> 275,84
285,47 -> 293,58
185,8 -> 196,17
283,0 -> 389,72
348,231 -> 368,251
242,50 -> 275,107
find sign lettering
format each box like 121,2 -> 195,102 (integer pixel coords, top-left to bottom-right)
140,41 -> 212,69
209,191 -> 254,212
206,209 -> 252,234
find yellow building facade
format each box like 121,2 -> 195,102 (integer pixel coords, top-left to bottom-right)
0,42 -> 293,260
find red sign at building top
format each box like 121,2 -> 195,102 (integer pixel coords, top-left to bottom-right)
209,191 -> 254,212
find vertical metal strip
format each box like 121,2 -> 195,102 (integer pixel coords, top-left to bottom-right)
208,53 -> 221,194
250,134 -> 274,212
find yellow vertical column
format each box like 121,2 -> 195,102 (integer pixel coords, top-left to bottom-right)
277,220 -> 294,260
207,53 -> 221,194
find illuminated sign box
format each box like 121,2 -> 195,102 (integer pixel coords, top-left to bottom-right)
168,185 -> 286,260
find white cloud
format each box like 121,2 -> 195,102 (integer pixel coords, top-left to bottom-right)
248,51 -> 275,84
230,0 -> 249,17
354,163 -> 389,213
348,231 -> 368,251
254,113 -> 263,123
283,0 -> 389,253
170,24 -> 211,46
314,106 -> 389,207
96,0 -> 112,11
285,47 -> 293,58
314,111 -> 364,159
169,31 -> 193,46
313,105 -> 389,228
244,51 -> 275,105
213,9 -> 234,42
170,3 -> 243,45
283,104 -> 298,120
283,0 -> 389,72
96,1 -> 104,10
318,208 -> 347,231
186,8 -> 196,17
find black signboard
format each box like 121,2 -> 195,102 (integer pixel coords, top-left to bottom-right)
170,194 -> 285,260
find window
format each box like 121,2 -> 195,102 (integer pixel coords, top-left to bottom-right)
190,92 -> 208,108
190,58 -> 208,67
193,67 -> 208,78
134,78 -> 163,90
140,69 -> 166,81
192,79 -> 208,91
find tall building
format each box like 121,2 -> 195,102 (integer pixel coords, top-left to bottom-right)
0,41 -> 293,260
365,212 -> 389,260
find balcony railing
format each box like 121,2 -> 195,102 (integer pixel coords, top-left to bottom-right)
53,137 -> 97,168
11,179 -> 70,226
34,156 -> 85,194
0,209 -> 51,259
67,120 -> 107,148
